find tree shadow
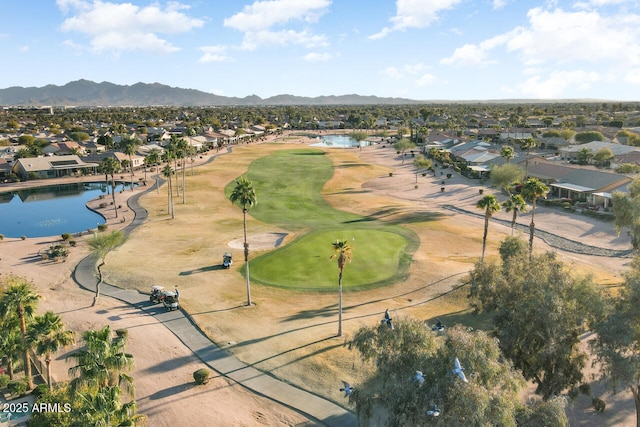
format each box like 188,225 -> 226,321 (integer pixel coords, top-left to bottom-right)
179,265 -> 224,275
147,382 -> 195,400
139,355 -> 195,375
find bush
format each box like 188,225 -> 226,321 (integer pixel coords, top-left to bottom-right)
115,329 -> 128,339
0,373 -> 9,388
21,235 -> 26,240
193,368 -> 211,385
8,379 -> 27,396
61,233 -> 71,241
32,383 -> 49,398
69,240 -> 77,247
99,202 -> 108,208
97,224 -> 108,232
0,234 -> 4,240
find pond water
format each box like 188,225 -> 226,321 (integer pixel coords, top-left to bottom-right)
309,134 -> 376,148
0,182 -> 131,238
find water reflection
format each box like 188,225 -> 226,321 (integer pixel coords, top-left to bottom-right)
0,182 -> 132,238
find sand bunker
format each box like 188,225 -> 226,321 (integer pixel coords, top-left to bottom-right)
228,232 -> 288,250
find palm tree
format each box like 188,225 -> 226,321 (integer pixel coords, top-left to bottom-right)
174,137 -> 189,204
330,239 -> 353,337
0,276 -> 40,390
122,142 -> 137,192
502,194 -> 527,236
162,164 -> 175,218
521,178 -> 550,255
229,177 -> 257,306
476,195 -> 501,262
67,325 -> 134,395
88,231 -> 127,306
99,157 -> 121,219
146,148 -> 161,193
501,145 -> 515,163
75,386 -> 146,426
27,311 -> 76,389
520,137 -> 536,176
0,327 -> 22,380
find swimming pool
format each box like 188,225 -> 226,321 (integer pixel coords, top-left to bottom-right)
0,182 -> 132,238
309,134 -> 376,148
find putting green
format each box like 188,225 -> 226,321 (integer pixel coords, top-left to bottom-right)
225,148 -> 417,291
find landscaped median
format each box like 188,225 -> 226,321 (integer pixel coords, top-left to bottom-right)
225,148 -> 418,290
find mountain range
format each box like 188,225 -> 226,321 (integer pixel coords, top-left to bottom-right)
0,80 -> 425,107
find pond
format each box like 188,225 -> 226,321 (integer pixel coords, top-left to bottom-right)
309,134 -> 376,148
0,182 -> 132,238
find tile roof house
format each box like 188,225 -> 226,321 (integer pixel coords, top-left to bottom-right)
559,141 -> 638,161
12,155 -> 99,180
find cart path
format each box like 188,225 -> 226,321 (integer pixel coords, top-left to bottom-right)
72,168 -> 357,427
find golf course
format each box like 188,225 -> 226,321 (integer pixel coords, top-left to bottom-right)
227,148 -> 418,290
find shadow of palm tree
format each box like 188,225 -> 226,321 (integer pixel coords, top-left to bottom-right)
148,382 -> 195,400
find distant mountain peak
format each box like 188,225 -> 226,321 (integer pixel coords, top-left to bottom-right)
0,80 -> 422,107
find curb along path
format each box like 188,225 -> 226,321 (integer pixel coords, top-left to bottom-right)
72,168 -> 357,427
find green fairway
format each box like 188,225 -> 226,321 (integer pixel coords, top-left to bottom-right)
225,148 -> 418,290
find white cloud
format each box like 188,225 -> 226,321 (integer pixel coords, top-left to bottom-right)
224,0 -> 330,50
625,69 -> 640,84
573,0 -> 633,9
384,66 -> 403,79
416,73 -> 437,86
303,52 -> 332,61
198,45 -> 231,63
440,33 -> 510,66
506,7 -> 640,65
58,0 -> 204,54
508,69 -> 601,98
492,0 -> 508,9
370,0 -> 464,40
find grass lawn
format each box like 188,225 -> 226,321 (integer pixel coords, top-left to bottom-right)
224,148 -> 418,290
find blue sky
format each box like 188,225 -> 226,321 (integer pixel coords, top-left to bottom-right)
2,0 -> 639,100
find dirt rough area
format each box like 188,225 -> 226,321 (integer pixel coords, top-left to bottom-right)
0,134 -> 635,426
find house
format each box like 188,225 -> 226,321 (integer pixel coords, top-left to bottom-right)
559,140 -> 638,161
0,158 -> 13,181
113,151 -> 145,169
536,136 -> 570,151
12,155 -> 99,180
527,161 -> 631,205
42,141 -> 84,156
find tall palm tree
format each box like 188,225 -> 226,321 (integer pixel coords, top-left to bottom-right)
75,385 -> 146,427
162,164 -> 175,218
230,177 -> 257,306
521,177 -> 550,255
520,137 -> 536,176
501,145 -> 515,163
502,194 -> 528,236
146,148 -> 161,193
88,231 -> 127,306
175,137 -> 190,204
27,311 -> 76,389
476,195 -> 501,262
122,142 -> 137,192
330,239 -> 353,337
99,157 -> 121,219
0,277 -> 40,390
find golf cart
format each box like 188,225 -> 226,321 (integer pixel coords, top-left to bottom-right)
149,285 -> 180,311
162,289 -> 180,311
223,252 -> 233,269
150,285 -> 165,303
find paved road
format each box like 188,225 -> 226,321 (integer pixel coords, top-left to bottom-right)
72,174 -> 357,427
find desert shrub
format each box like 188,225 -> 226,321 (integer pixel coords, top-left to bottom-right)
61,233 -> 71,241
0,234 -> 4,240
0,373 -> 9,388
97,224 -> 108,232
69,240 -> 77,247
21,235 -> 26,240
115,329 -> 128,339
99,202 -> 108,208
193,368 -> 210,385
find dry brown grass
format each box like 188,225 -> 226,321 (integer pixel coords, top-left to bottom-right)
102,140 -> 626,417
